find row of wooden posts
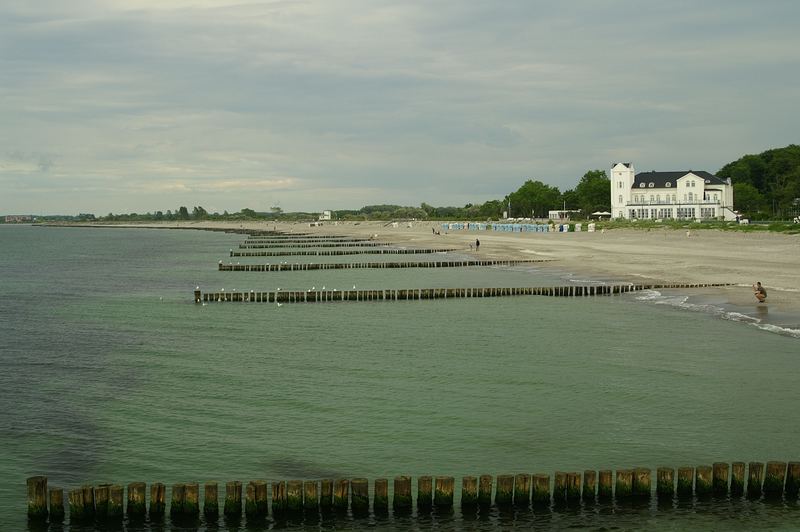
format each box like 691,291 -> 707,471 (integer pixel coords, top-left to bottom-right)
243,238 -> 375,244
239,242 -> 390,249
218,259 -> 551,272
231,248 -> 456,257
194,283 -> 731,304
27,462 -> 800,522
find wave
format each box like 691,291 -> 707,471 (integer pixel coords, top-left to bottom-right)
633,289 -> 800,339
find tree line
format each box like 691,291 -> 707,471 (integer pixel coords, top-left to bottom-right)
53,144 -> 797,223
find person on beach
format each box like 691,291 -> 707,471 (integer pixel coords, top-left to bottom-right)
753,282 -> 767,303
475,238 -> 480,251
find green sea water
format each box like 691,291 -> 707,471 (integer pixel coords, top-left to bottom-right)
1,224 -> 798,530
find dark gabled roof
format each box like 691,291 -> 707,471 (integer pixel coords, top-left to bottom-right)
613,162 -> 632,168
632,171 -> 726,189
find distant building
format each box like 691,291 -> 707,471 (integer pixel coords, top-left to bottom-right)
4,215 -> 33,223
319,210 -> 332,221
548,209 -> 581,221
610,163 -> 735,221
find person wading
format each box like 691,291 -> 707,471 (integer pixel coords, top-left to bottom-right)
753,282 -> 767,303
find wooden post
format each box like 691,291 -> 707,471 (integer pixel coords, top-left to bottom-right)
532,474 -> 550,505
748,462 -> 764,499
149,482 -> 165,520
26,476 -> 48,521
333,479 -> 349,512
184,482 -> 199,518
553,471 -> 567,503
127,482 -> 146,519
495,474 -> 514,506
320,479 -> 333,511
224,480 -> 242,517
712,463 -> 729,495
695,466 -> 712,497
434,476 -> 454,508
68,489 -> 88,522
598,470 -> 613,500
81,485 -> 95,519
95,484 -> 110,518
478,475 -> 493,506
245,482 -> 257,519
351,478 -> 369,514
204,482 -> 219,521
786,462 -> 800,498
514,473 -> 531,506
303,480 -> 319,512
633,468 -> 651,498
170,483 -> 186,519
417,476 -> 433,510
730,462 -> 745,496
461,476 -> 478,509
286,480 -> 303,512
393,476 -> 412,512
374,478 -> 389,514
764,461 -> 787,497
108,485 -> 124,520
48,487 -> 64,522
657,468 -> 674,499
566,472 -> 582,501
615,470 -> 633,498
582,470 -> 596,501
677,467 -> 694,498
271,481 -> 286,516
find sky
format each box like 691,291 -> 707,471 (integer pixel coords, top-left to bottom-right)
1,0 -> 798,215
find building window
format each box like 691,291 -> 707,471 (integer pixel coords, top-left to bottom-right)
648,182 -> 654,188
688,192 -> 693,202
665,182 -> 672,188
650,195 -> 654,203
618,195 -> 623,204
618,181 -> 623,189
672,194 -> 676,203
639,182 -> 645,188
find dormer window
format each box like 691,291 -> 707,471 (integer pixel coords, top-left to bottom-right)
665,182 -> 672,188
648,182 -> 654,188
639,183 -> 645,188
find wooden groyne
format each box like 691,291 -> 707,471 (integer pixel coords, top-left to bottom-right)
239,242 -> 390,249
230,248 -> 456,257
243,238 -> 375,244
218,259 -> 553,272
27,462 -> 800,522
194,283 -> 732,303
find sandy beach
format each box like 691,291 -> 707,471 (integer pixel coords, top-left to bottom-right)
60,220 -> 800,315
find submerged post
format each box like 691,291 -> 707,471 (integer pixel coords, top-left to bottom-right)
495,474 -> 514,506
303,480 -> 318,512
478,475 -> 493,507
350,478 -> 369,515
68,489 -> 89,522
712,463 -> 729,495
224,480 -> 242,517
108,485 -> 124,520
786,462 -> 800,498
271,481 -> 286,516
657,468 -> 674,499
286,480 -> 303,513
417,476 -> 433,511
731,462 -> 745,496
374,478 -> 389,514
393,476 -> 412,512
149,483 -> 165,521
320,479 -> 333,511
633,468 -> 651,498
695,466 -> 712,497
333,479 -> 349,512
204,482 -> 219,521
434,476 -> 454,509
26,476 -> 48,522
532,474 -> 550,505
764,461 -> 787,498
170,483 -> 186,520
49,487 -> 64,522
598,470 -> 613,500
514,473 -> 531,506
582,470 -> 596,501
615,470 -> 633,498
748,462 -> 764,499
677,467 -> 694,498
566,472 -> 582,501
127,482 -> 146,519
461,476 -> 478,509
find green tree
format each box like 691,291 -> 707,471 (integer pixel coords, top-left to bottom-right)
508,179 -> 561,218
733,183 -> 765,214
177,206 -> 190,220
573,170 -> 610,214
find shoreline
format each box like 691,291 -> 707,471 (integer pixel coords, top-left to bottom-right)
34,220 -> 800,322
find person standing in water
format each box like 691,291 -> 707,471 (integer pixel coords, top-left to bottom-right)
753,282 -> 767,303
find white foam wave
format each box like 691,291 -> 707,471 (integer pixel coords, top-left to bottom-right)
634,289 -> 800,339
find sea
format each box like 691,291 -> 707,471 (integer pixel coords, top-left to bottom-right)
1,224 -> 798,531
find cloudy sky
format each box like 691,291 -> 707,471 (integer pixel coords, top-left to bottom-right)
1,1 -> 798,215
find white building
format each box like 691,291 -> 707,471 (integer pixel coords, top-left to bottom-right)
610,163 -> 735,221
319,210 -> 332,221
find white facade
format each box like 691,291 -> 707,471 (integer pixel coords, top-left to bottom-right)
319,210 -> 332,221
610,163 -> 735,221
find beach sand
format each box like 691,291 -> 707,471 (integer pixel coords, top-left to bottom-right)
71,220 -> 800,315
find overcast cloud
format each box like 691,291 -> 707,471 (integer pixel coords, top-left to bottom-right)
1,0 -> 798,214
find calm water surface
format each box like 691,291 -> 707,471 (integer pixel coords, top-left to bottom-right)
1,225 -> 798,530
